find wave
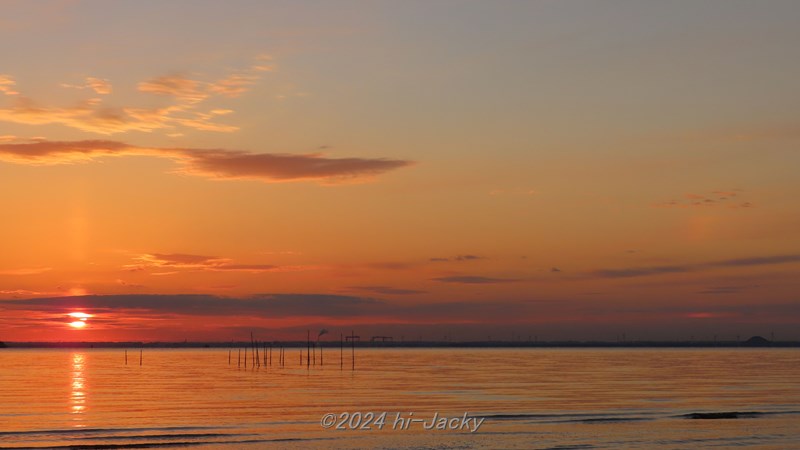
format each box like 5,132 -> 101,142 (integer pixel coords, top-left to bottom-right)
480,409 -> 800,424
0,437 -> 321,449
0,426 -> 226,437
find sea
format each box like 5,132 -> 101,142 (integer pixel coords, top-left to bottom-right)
1,348 -> 799,449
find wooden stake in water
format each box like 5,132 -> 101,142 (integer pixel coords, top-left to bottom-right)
306,330 -> 310,368
228,349 -> 231,365
139,348 -> 142,366
351,330 -> 355,370
340,333 -> 343,370
238,348 -> 241,368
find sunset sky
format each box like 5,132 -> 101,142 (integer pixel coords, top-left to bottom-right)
1,0 -> 799,342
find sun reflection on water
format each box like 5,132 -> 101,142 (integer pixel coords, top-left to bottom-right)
71,352 -> 86,425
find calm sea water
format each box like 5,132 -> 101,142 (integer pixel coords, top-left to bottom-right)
1,348 -> 799,449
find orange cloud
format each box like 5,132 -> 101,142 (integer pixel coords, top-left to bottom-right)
0,140 -> 413,183
0,74 -> 18,96
0,55 -> 271,135
61,77 -> 112,95
0,267 -> 52,275
138,74 -> 207,103
126,253 -> 316,274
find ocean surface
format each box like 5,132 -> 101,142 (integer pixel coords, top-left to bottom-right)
1,348 -> 799,449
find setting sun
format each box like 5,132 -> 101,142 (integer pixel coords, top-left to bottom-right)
68,312 -> 92,319
69,321 -> 87,329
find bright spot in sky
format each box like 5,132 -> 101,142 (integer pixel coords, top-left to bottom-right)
67,312 -> 92,329
68,312 -> 91,319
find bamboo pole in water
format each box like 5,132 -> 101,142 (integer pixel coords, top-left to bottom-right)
125,349 -> 127,365
139,348 -> 142,366
228,349 -> 231,365
351,330 -> 355,370
340,333 -> 343,370
238,348 -> 241,368
306,330 -> 310,368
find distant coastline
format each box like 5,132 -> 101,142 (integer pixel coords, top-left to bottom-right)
2,339 -> 798,349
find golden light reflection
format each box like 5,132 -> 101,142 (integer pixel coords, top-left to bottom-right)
71,353 -> 86,425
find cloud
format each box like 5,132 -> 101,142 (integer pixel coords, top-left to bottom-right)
0,74 -> 18,96
593,265 -> 689,278
593,254 -> 800,279
61,77 -> 112,95
0,293 -> 381,318
0,140 -> 413,184
429,255 -> 485,262
0,267 -> 51,275
653,189 -> 754,209
138,74 -> 207,103
0,55 -> 271,135
348,286 -> 427,295
431,276 -> 519,284
0,293 -> 540,324
697,285 -> 759,295
181,149 -> 412,183
367,262 -> 420,270
127,253 -> 284,273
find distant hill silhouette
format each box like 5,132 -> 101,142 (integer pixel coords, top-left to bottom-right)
0,341 -> 6,348
743,336 -> 771,346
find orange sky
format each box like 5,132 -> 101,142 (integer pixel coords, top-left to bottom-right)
1,1 -> 799,341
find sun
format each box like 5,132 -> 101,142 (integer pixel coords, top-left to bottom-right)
67,312 -> 92,329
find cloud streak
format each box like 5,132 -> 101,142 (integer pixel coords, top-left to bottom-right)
593,254 -> 800,279
653,190 -> 754,209
431,276 -> 519,284
348,285 -> 427,295
125,253 -> 313,273
0,140 -> 413,184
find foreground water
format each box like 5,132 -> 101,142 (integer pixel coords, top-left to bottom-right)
1,348 -> 799,449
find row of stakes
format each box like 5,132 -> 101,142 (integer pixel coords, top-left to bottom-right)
124,330 -> 359,370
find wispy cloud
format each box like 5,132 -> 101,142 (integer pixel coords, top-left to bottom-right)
697,285 -> 760,295
429,254 -> 485,262
0,55 -> 271,135
61,77 -> 112,95
653,190 -> 754,209
126,253 -> 289,273
431,276 -> 519,284
348,285 -> 427,295
0,267 -> 52,276
593,254 -> 800,279
0,74 -> 18,96
0,140 -> 413,184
